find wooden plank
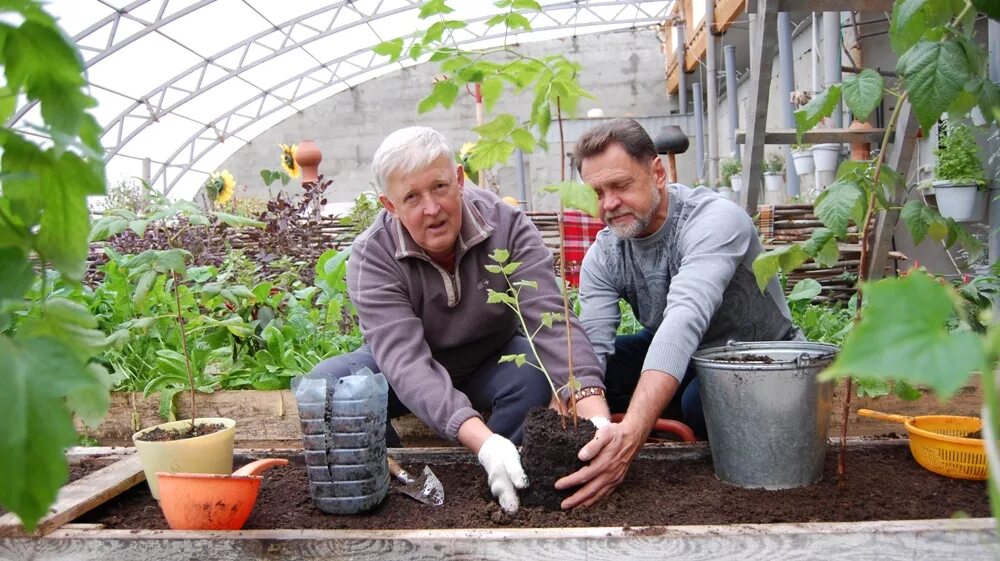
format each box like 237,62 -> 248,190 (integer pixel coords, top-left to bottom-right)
0,518 -> 992,561
868,100 -> 919,280
0,455 -> 144,538
738,0 -> 779,212
735,127 -> 889,144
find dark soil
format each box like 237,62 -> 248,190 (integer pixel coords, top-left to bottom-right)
731,353 -> 775,363
519,407 -> 596,509
78,442 -> 988,529
135,422 -> 227,442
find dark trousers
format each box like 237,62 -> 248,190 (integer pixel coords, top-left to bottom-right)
605,329 -> 708,440
308,335 -> 551,446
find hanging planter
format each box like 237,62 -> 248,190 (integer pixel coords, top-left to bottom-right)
730,174 -> 744,192
932,122 -> 988,223
933,181 -> 987,222
791,147 -> 815,176
764,173 -> 785,192
716,185 -> 736,202
812,143 -> 842,173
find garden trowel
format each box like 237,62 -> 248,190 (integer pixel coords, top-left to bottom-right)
387,456 -> 444,506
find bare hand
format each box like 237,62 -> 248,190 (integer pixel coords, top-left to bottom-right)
553,420 -> 644,509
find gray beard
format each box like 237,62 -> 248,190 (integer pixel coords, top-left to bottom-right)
609,186 -> 661,239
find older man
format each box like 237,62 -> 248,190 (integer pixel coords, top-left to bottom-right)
555,118 -> 799,509
309,126 -> 610,514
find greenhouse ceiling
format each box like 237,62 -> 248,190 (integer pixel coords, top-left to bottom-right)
14,0 -> 674,199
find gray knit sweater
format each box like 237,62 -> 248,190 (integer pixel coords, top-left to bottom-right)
578,184 -> 798,381
348,188 -> 604,440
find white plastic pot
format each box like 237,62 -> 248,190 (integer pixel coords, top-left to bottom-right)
812,143 -> 842,173
792,149 -> 815,176
933,181 -> 987,222
764,173 -> 785,192
717,186 -> 736,202
729,175 -> 743,192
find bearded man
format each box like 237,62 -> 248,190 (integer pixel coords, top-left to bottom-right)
554,118 -> 801,509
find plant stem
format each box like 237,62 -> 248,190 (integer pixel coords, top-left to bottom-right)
505,274 -> 566,419
39,262 -> 48,302
837,91 -> 909,483
172,270 -> 197,431
555,96 -> 578,426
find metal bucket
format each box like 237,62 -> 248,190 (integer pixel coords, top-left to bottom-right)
692,341 -> 837,489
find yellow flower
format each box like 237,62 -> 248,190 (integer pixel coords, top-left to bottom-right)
205,170 -> 236,206
279,143 -> 300,178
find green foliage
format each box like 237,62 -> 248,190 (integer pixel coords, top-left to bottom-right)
842,69 -> 884,121
542,181 -> 599,217
260,168 -> 291,188
0,1 -> 109,531
934,122 -> 987,187
794,85 -> 841,144
339,191 -> 381,236
373,0 -> 595,174
719,157 -> 742,187
760,152 -> 785,174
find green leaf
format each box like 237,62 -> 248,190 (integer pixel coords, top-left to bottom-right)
512,279 -> 537,290
948,220 -> 984,262
152,248 -> 189,274
890,0 -> 951,55
898,40 -> 971,133
67,363 -> 113,428
481,77 -> 503,112
489,248 -> 510,263
822,272 -> 985,400
542,181 -> 599,217
752,244 -> 809,291
814,180 -> 866,237
794,84 -> 841,142
512,0 -> 543,10
788,278 -> 822,302
0,246 -> 32,302
417,79 -> 459,112
503,12 -> 532,33
842,69 -> 884,121
501,261 -> 522,275
539,311 -> 560,328
485,13 -> 507,28
88,215 -> 129,242
510,128 -> 536,152
893,379 -> 923,401
0,336 -> 101,532
466,139 -> 514,170
213,212 -> 265,229
418,0 -> 454,18
486,289 -> 516,306
0,85 -> 16,124
978,79 -> 1000,125
485,264 -> 503,274
373,38 -> 404,61
474,114 -> 519,139
900,200 -> 940,245
803,227 -> 840,268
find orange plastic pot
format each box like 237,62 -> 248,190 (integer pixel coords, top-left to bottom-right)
157,458 -> 288,530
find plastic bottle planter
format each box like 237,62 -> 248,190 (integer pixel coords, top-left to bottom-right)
932,181 -> 987,223
791,148 -> 815,176
812,143 -> 842,173
295,369 -> 390,514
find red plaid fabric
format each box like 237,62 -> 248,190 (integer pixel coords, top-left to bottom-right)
562,210 -> 605,287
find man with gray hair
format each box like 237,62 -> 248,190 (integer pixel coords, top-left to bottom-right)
309,126 -> 611,514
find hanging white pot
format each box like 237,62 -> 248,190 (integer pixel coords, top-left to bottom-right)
792,149 -> 815,176
764,173 -> 785,192
812,143 -> 841,173
717,186 -> 736,202
729,175 -> 743,192
933,180 -> 987,222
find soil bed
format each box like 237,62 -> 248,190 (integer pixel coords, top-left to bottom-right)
0,458 -> 116,519
79,440 -> 987,530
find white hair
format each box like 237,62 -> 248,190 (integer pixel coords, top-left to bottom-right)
371,126 -> 454,193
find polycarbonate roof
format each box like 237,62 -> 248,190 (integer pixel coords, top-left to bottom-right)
15,0 -> 673,199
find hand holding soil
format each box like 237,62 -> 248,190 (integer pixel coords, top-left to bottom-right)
555,419 -> 644,509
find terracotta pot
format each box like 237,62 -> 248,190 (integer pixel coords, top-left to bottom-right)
295,139 -> 322,183
849,120 -> 874,161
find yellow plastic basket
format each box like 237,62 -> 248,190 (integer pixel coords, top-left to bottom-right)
857,409 -> 987,481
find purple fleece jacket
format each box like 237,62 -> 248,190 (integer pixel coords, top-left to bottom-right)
347,188 -> 604,440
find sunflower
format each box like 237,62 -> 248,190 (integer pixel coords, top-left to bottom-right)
279,143 -> 300,178
204,170 -> 236,206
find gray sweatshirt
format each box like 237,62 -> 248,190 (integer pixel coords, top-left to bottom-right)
348,188 -> 604,440
578,183 -> 797,381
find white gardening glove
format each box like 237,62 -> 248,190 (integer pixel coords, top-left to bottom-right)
477,434 -> 529,514
588,416 -> 611,430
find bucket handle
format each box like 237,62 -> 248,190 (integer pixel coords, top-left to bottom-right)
857,409 -> 913,424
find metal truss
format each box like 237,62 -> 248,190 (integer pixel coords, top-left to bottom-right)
11,0 -> 672,195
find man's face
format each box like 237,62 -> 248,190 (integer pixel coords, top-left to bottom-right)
379,155 -> 465,261
581,143 -> 666,239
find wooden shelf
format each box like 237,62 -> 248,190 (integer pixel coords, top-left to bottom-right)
736,128 -> 889,145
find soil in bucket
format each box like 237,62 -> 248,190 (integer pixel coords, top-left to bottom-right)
134,422 -> 228,442
518,407 -> 596,509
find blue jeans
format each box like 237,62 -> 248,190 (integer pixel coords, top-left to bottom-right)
308,335 -> 551,446
605,328 -> 708,440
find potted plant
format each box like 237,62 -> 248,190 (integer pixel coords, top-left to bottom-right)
129,248 -> 237,500
720,156 -> 743,192
812,142 -> 842,173
791,143 -> 815,176
761,151 -> 786,192
931,122 -> 987,222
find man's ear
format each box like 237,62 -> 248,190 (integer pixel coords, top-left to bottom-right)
651,156 -> 667,188
456,164 -> 466,190
378,193 -> 396,215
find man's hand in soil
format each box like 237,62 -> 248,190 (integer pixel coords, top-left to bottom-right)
477,434 -> 529,514
553,418 -> 645,509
